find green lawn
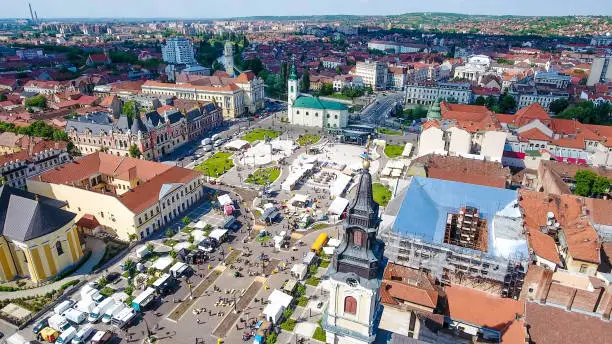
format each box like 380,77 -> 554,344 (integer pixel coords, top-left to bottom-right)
372,183 -> 392,206
384,144 -> 404,158
242,129 -> 279,143
306,276 -> 321,286
296,134 -> 321,146
313,326 -> 327,342
245,167 -> 281,185
326,93 -> 353,100
281,318 -> 297,331
296,296 -> 309,307
377,127 -> 403,136
194,152 -> 234,177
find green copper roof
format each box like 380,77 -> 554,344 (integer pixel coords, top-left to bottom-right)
426,99 -> 442,120
294,96 -> 348,110
289,60 -> 298,81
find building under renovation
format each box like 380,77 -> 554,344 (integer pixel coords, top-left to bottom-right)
379,177 -> 530,298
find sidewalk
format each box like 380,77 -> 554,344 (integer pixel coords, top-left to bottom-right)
0,238 -> 106,301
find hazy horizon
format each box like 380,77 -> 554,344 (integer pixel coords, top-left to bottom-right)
2,0 -> 611,19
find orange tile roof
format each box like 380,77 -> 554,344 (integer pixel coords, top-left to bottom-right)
235,71 -> 256,83
143,80 -> 240,93
38,152 -> 202,214
584,198 -> 612,226
445,285 -> 524,331
518,190 -> 600,264
99,95 -> 116,107
526,302 -> 612,344
381,263 -> 439,309
527,229 -> 561,264
382,281 -> 438,309
518,128 -> 551,142
440,102 -> 502,132
119,166 -> 201,213
422,120 -> 440,130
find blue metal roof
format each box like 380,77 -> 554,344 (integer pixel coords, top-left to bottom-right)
392,177 -> 518,252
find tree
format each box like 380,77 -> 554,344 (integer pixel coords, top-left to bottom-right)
129,144 -> 141,158
166,229 -> 175,238
592,176 -> 611,196
335,66 -> 342,75
573,170 -> 598,197
474,96 -> 486,106
549,98 -> 569,115
0,94 -> 7,101
24,95 -> 47,108
319,83 -> 334,96
241,58 -> 264,76
182,216 -> 192,226
128,234 -> 137,242
498,94 -> 517,113
122,100 -> 137,120
301,68 -> 310,92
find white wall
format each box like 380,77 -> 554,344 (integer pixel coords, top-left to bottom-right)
418,127 -> 445,157
447,127 -> 471,156
480,131 -> 507,162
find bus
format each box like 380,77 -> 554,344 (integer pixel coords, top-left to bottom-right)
311,233 -> 328,255
131,287 -> 156,312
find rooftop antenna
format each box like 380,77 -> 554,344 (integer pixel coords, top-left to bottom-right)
28,2 -> 34,22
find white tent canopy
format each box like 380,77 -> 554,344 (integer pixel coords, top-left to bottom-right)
328,197 -> 349,216
217,194 -> 233,206
402,143 -> 413,157
330,174 -> 352,197
224,139 -> 250,151
263,302 -> 284,324
152,256 -> 174,271
267,289 -> 293,308
209,229 -> 228,242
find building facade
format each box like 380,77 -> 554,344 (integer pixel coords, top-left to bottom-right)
586,57 -> 612,86
405,83 -> 472,105
0,140 -> 71,188
162,37 -> 197,65
0,186 -> 83,283
27,153 -> 204,242
141,71 -> 264,118
355,60 -> 387,91
287,61 -> 349,129
66,105 -> 222,160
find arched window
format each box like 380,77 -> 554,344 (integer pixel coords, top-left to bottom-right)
344,296 -> 357,315
56,241 -> 64,256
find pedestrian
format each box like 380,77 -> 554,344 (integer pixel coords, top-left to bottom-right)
196,318 -> 201,324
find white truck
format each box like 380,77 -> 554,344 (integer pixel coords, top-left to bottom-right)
88,297 -> 115,323
75,299 -> 96,313
169,262 -> 190,278
54,300 -> 74,315
211,133 -> 221,142
201,138 -> 212,146
72,324 -> 95,344
48,314 -> 70,332
102,303 -> 124,324
111,308 -> 135,328
56,326 -> 77,344
6,333 -> 34,344
63,308 -> 86,324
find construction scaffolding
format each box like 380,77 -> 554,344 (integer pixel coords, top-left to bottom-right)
443,206 -> 488,253
380,227 -> 528,298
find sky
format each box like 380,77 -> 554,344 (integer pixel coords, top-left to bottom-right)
3,0 -> 611,19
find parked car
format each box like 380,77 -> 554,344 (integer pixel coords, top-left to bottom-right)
32,318 -> 49,334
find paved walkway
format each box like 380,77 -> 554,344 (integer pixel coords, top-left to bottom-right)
0,238 -> 106,300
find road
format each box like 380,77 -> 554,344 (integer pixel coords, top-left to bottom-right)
359,92 -> 405,126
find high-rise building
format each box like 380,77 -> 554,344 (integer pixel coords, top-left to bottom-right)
323,143 -> 385,344
586,56 -> 612,86
162,37 -> 196,65
224,41 -> 235,77
355,60 -> 388,91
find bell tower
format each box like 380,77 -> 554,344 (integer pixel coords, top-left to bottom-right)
323,137 -> 385,344
287,57 -> 299,123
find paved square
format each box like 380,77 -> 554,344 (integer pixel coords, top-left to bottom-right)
294,322 -> 317,337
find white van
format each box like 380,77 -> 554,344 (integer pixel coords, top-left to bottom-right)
211,134 -> 221,141
54,300 -> 74,315
201,138 -> 212,146
102,303 -> 124,324
202,144 -> 213,152
56,326 -> 77,344
72,324 -> 95,344
88,298 -> 115,323
63,308 -> 86,324
48,314 -> 70,332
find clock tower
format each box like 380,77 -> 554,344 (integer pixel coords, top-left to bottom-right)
323,138 -> 385,344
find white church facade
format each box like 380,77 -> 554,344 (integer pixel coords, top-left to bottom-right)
287,61 -> 350,129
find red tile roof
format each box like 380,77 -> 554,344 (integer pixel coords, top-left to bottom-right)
527,229 -> 561,264
445,285 -> 524,331
38,152 -> 202,214
518,128 -> 551,142
525,302 -> 612,344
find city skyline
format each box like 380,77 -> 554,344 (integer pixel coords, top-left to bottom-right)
3,0 -> 611,19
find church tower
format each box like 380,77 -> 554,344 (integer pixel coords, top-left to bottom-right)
224,41 -> 235,77
287,58 -> 299,123
323,138 -> 385,344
